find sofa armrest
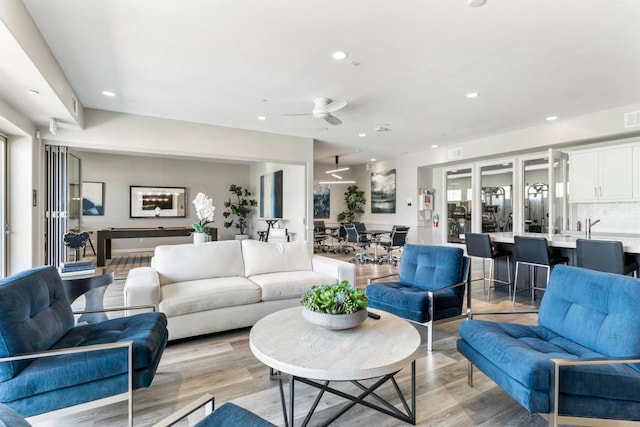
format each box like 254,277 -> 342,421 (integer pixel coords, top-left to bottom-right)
124,267 -> 161,308
312,255 -> 356,285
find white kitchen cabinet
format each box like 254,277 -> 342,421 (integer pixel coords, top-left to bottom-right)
569,146 -> 633,202
634,146 -> 640,199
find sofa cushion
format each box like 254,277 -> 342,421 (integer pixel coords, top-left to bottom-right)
242,240 -> 312,277
249,271 -> 337,301
154,241 -> 245,286
0,266 -> 74,381
398,244 -> 463,291
366,282 -> 462,323
539,265 -> 640,361
160,277 -> 261,317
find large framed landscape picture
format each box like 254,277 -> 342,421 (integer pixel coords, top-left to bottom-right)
130,186 -> 186,218
371,169 -> 396,213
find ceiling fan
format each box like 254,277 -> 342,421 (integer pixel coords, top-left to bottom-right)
284,97 -> 348,126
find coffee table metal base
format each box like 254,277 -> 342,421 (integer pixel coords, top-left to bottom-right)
274,361 -> 416,427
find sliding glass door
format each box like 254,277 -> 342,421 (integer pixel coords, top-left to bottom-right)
0,135 -> 6,278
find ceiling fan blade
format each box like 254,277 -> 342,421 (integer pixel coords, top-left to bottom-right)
325,115 -> 342,126
325,99 -> 347,113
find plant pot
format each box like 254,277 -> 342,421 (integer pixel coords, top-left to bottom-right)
235,234 -> 249,241
193,232 -> 209,244
302,308 -> 368,330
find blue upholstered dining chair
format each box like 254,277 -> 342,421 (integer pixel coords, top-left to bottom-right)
365,244 -> 470,351
0,265 -> 168,426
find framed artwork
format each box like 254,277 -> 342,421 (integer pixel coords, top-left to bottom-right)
371,169 -> 396,213
313,183 -> 330,218
82,181 -> 104,216
260,170 -> 283,218
130,186 -> 186,218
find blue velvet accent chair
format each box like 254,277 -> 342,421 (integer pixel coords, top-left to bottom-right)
0,265 -> 168,426
366,244 -> 470,351
457,265 -> 640,426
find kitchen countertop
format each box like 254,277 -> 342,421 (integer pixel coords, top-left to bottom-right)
488,232 -> 640,254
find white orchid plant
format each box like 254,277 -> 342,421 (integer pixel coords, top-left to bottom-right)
192,192 -> 215,233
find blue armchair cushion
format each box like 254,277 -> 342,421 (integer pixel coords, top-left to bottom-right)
538,266 -> 640,361
398,245 -> 464,291
366,244 -> 465,322
458,320 -> 640,416
196,402 -> 275,427
0,266 -> 74,381
0,265 -> 168,417
457,265 -> 640,419
364,282 -> 462,323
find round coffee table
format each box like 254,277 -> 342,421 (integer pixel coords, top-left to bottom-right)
250,306 -> 421,426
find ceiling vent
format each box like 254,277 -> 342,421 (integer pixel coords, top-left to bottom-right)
366,162 -> 375,171
447,147 -> 463,160
624,111 -> 640,128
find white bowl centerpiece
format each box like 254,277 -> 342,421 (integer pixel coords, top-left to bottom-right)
301,281 -> 368,330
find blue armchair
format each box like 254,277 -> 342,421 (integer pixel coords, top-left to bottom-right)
457,265 -> 640,426
0,265 -> 168,425
366,244 -> 470,351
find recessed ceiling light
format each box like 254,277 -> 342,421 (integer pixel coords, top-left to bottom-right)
370,158 -> 376,162
257,116 -> 267,121
358,133 -> 366,137
102,90 -> 116,97
546,116 -> 558,121
28,90 -> 40,95
331,51 -> 348,60
466,92 -> 479,98
431,144 -> 439,148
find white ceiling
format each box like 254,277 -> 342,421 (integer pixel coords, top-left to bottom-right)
3,1 -> 640,165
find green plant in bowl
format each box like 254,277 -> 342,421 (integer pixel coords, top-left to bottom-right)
301,281 -> 367,314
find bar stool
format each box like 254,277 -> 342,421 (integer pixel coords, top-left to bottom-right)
465,233 -> 511,300
513,235 -> 568,304
576,239 -> 638,277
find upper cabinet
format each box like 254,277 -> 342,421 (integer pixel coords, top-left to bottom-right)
569,146 -> 633,202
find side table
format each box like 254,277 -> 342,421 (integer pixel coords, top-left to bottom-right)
61,268 -> 114,323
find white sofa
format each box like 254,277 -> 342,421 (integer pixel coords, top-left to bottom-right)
124,239 -> 355,340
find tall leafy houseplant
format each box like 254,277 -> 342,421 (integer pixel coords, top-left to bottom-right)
222,184 -> 257,236
336,185 -> 366,222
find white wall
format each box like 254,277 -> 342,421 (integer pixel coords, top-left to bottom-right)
77,151 -> 252,251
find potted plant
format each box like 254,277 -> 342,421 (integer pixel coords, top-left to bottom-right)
336,185 -> 366,223
301,281 -> 368,330
191,192 -> 215,243
222,184 -> 258,239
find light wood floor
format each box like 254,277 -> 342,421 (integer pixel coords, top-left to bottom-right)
41,250 -> 547,427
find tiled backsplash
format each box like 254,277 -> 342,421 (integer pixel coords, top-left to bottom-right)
572,202 -> 640,235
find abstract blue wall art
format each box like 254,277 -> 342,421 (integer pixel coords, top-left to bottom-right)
260,170 -> 283,218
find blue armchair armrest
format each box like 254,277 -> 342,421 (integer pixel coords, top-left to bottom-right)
551,357 -> 640,427
0,341 -> 134,426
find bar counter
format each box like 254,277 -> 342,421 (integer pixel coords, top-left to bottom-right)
488,232 -> 640,254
